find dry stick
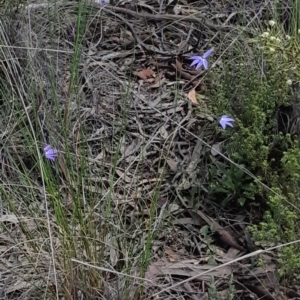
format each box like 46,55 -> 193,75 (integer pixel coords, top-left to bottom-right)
71,258 -> 152,283
24,1 -> 253,35
102,7 -> 171,55
99,5 -> 253,33
70,240 -> 300,295
23,2 -> 252,57
153,239 -> 300,297
97,4 -> 254,56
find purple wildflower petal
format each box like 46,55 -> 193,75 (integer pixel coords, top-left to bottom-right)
226,118 -> 235,122
222,120 -> 234,128
190,59 -> 200,67
44,145 -> 58,161
219,115 -> 235,129
203,59 -> 208,70
222,115 -> 235,122
190,56 -> 202,60
196,61 -> 204,70
44,145 -> 51,152
220,122 -> 226,129
49,150 -> 58,156
202,48 -> 214,59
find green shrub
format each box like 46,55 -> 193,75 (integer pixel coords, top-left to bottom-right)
207,20 -> 300,279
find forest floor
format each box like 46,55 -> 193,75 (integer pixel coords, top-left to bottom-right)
0,0 -> 299,299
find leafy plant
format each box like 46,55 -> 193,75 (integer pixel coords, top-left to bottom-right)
208,9 -> 300,279
208,163 -> 256,207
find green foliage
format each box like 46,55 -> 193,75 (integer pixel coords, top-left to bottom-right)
281,143 -> 300,183
278,246 -> 300,280
209,163 -> 256,206
207,277 -> 219,300
208,275 -> 235,300
208,17 -> 300,279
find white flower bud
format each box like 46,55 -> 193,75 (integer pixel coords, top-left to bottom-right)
261,32 -> 269,38
286,79 -> 293,86
269,20 -> 276,27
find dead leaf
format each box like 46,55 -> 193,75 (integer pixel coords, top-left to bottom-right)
146,261 -> 232,281
169,203 -> 179,213
88,61 -> 106,68
150,70 -> 165,88
145,264 -> 161,281
87,47 -> 97,56
153,70 -> 164,84
211,142 -> 222,156
109,237 -> 119,267
0,234 -> 15,244
119,137 -> 141,158
159,125 -> 169,139
157,197 -> 168,207
133,69 -> 154,80
173,60 -> 193,80
173,217 -> 203,226
0,214 -> 19,224
58,156 -> 71,184
217,229 -> 245,252
167,158 -> 178,172
115,169 -> 132,183
187,89 -> 198,105
6,281 -> 31,294
224,248 -> 241,260
165,248 -> 180,262
110,36 -> 120,43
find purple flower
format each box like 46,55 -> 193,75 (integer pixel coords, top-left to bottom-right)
44,145 -> 58,161
190,48 -> 214,70
219,115 -> 235,129
95,0 -> 110,4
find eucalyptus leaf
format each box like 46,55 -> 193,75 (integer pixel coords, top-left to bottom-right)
200,225 -> 208,237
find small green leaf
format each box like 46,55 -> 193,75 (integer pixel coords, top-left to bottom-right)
212,186 -> 230,193
221,194 -> 232,207
200,225 -> 208,237
238,197 -> 246,206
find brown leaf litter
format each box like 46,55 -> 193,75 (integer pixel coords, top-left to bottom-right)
187,89 -> 198,105
133,69 -> 155,80
0,0 -> 298,299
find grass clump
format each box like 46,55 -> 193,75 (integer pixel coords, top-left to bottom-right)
0,3 -> 156,298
